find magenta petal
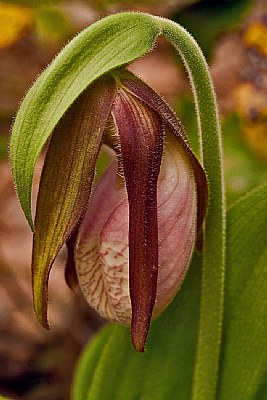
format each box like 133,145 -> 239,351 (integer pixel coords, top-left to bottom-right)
112,89 -> 164,351
153,136 -> 197,315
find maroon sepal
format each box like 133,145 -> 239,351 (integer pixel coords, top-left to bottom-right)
118,70 -> 208,234
112,88 -> 164,352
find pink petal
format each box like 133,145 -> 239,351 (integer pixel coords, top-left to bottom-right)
75,136 -> 197,339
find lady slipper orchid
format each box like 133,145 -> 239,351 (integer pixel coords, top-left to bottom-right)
32,69 -> 207,352
62,69 -> 207,351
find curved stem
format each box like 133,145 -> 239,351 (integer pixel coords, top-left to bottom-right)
154,16 -> 226,400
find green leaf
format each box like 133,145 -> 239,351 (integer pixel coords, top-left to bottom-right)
32,76 -> 116,327
72,254 -> 201,400
72,325 -> 115,400
72,184 -> 267,400
218,183 -> 267,400
9,12 -> 159,229
223,113 -> 267,205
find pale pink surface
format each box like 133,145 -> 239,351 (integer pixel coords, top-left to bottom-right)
75,139 -> 197,325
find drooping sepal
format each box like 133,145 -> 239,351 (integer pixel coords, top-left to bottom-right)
116,69 -> 208,233
32,75 -> 116,328
112,88 -> 164,351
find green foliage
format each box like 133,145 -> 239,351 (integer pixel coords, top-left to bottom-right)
73,184 -> 267,400
73,255 -> 201,400
223,114 -> 267,205
6,5 -> 267,400
219,184 -> 267,399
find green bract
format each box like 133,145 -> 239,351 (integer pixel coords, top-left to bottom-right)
10,13 -> 159,229
9,12 -> 225,400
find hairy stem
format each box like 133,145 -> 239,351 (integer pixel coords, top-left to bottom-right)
155,16 -> 226,400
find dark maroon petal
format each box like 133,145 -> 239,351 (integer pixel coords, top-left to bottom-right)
32,75 -> 116,328
118,69 -> 208,234
112,89 -> 164,352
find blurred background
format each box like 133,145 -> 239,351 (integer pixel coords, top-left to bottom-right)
0,0 -> 267,398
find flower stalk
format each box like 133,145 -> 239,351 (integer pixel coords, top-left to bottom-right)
157,18 -> 225,400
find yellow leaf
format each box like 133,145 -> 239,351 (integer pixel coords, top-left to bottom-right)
0,4 -> 34,49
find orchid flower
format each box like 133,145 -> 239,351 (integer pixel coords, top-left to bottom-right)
37,69 -> 207,351
9,12 -> 225,396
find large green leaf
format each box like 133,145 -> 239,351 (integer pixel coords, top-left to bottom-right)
72,184 -> 267,400
73,254 -> 201,400
219,184 -> 267,399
